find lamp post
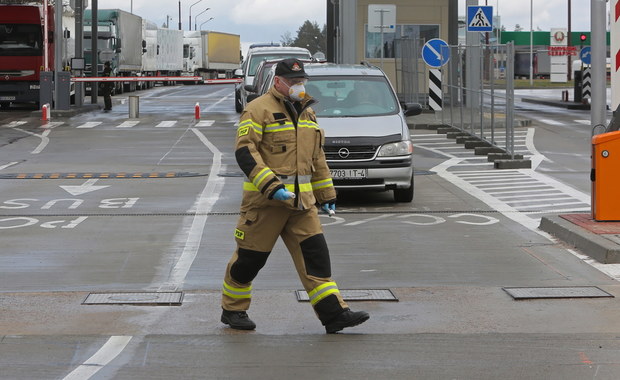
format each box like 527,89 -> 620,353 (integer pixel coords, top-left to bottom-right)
529,0 -> 533,86
194,8 -> 210,31
199,17 -> 214,30
166,15 -> 174,28
189,0 -> 202,31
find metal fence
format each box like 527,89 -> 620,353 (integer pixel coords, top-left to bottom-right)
396,39 -> 517,157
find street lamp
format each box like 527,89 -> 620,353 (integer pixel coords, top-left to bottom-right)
189,0 -> 202,31
199,17 -> 214,30
194,8 -> 210,31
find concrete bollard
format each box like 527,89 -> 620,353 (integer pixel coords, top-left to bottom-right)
129,96 -> 139,118
41,103 -> 50,122
195,102 -> 200,120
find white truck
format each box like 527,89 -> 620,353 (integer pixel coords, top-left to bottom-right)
182,31 -> 241,81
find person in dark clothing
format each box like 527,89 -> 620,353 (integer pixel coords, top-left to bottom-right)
102,61 -> 112,111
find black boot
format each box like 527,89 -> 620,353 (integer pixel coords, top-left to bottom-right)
325,309 -> 369,334
221,309 -> 256,330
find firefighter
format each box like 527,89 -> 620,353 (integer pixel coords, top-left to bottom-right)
221,58 -> 369,334
102,61 -> 112,111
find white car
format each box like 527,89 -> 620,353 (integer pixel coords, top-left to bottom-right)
234,46 -> 311,112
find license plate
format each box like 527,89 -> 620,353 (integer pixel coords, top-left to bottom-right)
0,96 -> 16,101
330,169 -> 367,179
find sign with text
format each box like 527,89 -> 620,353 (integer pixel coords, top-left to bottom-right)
368,4 -> 396,33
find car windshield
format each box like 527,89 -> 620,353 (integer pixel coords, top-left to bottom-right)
307,76 -> 399,117
248,53 -> 309,76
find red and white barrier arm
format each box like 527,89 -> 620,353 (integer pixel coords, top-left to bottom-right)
70,76 -> 242,84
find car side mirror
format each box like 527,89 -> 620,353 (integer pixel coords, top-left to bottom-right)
404,103 -> 422,117
244,84 -> 256,93
247,94 -> 259,103
233,68 -> 244,78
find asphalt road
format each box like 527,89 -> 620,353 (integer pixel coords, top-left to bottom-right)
0,85 -> 619,379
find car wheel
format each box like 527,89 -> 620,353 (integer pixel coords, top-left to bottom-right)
394,177 -> 414,202
235,89 -> 243,113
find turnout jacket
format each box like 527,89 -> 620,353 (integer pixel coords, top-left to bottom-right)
235,86 -> 336,212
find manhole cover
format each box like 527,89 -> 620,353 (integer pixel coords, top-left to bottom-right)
295,289 -> 397,302
218,172 -> 245,177
83,291 -> 184,305
503,287 -> 614,300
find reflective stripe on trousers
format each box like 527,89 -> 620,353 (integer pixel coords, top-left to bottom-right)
307,282 -> 340,305
222,281 -> 252,299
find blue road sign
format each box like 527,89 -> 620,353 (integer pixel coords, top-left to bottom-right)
422,38 -> 450,68
467,6 -> 493,32
580,46 -> 592,65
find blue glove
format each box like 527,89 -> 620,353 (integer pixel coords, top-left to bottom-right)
273,188 -> 295,201
321,201 -> 336,216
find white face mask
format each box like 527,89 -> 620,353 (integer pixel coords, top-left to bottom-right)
284,80 -> 306,101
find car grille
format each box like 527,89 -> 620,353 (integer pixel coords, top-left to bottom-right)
324,145 -> 378,161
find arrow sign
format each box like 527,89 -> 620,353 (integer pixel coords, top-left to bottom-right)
422,38 -> 450,68
60,179 -> 109,196
580,47 -> 592,65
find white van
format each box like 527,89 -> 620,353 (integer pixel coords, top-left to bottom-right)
234,46 -> 311,112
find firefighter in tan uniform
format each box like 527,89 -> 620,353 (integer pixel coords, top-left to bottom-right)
221,58 -> 369,333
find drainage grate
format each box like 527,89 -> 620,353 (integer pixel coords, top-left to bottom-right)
503,287 -> 614,300
82,291 -> 184,306
295,289 -> 398,302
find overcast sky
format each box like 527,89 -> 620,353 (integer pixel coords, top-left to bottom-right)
87,0 -> 606,53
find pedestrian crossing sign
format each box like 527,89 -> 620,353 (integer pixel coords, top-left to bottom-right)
467,6 -> 493,32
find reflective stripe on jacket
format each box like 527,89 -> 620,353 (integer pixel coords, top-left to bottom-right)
235,86 -> 336,211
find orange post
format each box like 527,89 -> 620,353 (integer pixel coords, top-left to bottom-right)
41,103 -> 50,122
592,131 -> 620,221
195,102 -> 200,120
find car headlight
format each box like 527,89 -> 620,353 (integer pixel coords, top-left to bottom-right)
377,140 -> 413,157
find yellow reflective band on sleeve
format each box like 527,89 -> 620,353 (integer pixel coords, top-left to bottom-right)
298,119 -> 319,129
252,167 -> 273,188
307,282 -> 340,305
243,181 -> 260,191
311,178 -> 333,190
222,281 -> 252,299
264,122 -> 295,133
239,119 -> 264,135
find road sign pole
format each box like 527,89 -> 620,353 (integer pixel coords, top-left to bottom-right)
591,0 -> 607,128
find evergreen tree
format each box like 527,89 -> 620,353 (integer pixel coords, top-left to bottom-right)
291,20 -> 326,54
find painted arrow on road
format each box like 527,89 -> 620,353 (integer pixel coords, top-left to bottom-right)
60,179 -> 109,196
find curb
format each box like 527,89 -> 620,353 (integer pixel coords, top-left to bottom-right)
539,215 -> 620,264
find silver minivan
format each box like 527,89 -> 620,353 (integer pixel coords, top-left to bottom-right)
259,62 -> 421,202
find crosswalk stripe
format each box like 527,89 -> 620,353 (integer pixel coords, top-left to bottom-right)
195,120 -> 215,127
155,121 -> 177,128
3,121 -> 27,128
77,122 -> 102,129
117,121 -> 140,128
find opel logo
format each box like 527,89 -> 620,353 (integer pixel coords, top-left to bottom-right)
338,147 -> 350,159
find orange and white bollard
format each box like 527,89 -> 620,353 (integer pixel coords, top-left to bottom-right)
41,103 -> 50,122
195,102 -> 200,120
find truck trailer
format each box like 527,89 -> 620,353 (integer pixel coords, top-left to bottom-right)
183,31 -> 240,80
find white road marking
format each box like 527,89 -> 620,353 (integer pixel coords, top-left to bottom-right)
0,161 -> 18,171
538,118 -> 564,126
117,121 -> 140,128
575,119 -> 591,125
345,214 -> 391,226
3,121 -> 27,128
158,127 -> 224,291
76,122 -> 102,129
195,120 -> 215,127
62,336 -> 132,380
155,120 -> 177,128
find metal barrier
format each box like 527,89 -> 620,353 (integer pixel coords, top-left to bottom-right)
397,40 -> 516,158
129,96 -> 139,118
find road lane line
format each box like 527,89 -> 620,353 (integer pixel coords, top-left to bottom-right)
158,127 -> 224,291
62,336 -> 132,380
345,214 -> 391,226
77,122 -> 102,129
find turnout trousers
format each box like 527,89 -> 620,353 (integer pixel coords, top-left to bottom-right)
221,206 -> 349,325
